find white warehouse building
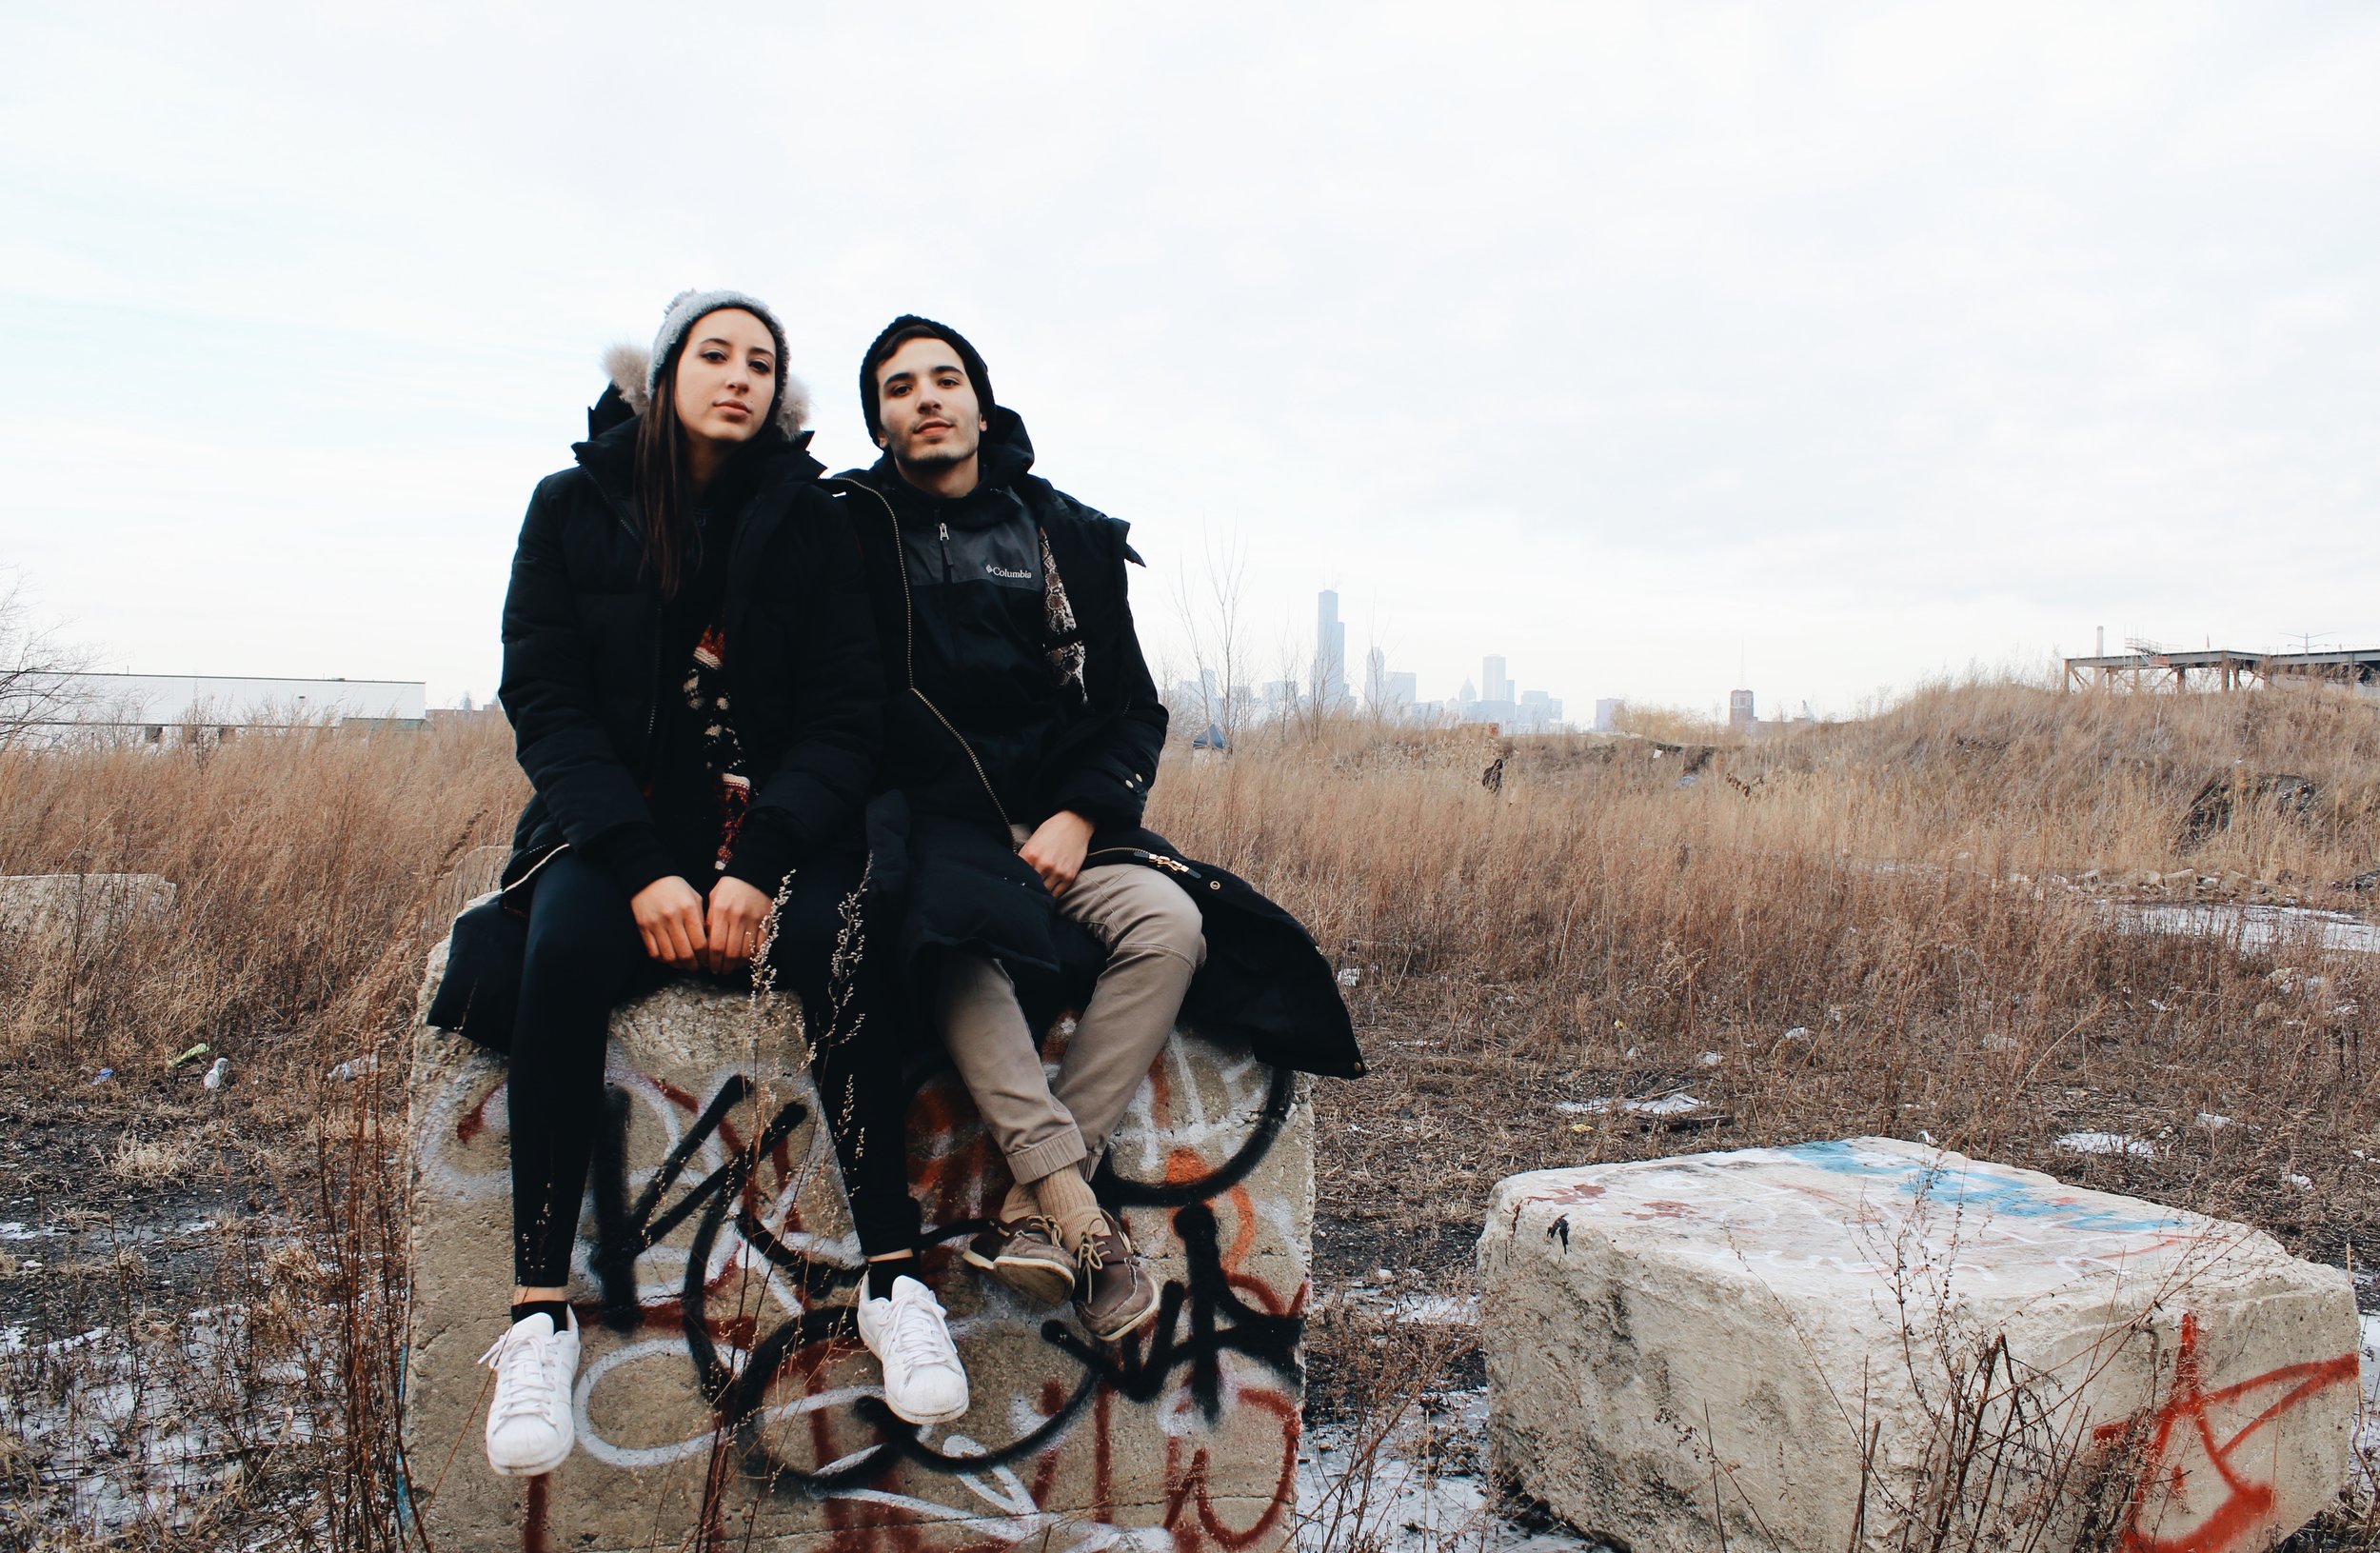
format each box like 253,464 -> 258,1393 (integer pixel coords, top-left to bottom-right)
31,672 -> 427,742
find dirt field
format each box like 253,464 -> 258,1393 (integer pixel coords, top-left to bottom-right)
5,687 -> 2378,1548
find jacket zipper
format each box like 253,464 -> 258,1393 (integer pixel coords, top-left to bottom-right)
585,472 -> 666,774
640,600 -> 663,770
1084,846 -> 1202,881
830,479 -> 1014,836
499,840 -> 571,911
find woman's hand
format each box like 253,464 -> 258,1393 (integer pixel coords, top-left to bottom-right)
1020,809 -> 1095,897
630,876 -> 707,968
704,877 -> 775,973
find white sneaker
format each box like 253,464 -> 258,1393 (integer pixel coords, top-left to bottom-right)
481,1309 -> 580,1476
856,1275 -> 970,1424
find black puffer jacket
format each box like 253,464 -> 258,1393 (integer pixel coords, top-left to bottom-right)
838,414 -> 1364,1080
497,417 -> 882,896
837,408 -> 1166,832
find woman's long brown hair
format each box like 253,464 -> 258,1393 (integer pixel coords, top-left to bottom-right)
633,351 -> 695,601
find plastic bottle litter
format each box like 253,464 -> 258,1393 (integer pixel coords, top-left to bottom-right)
202,1057 -> 229,1091
330,1055 -> 381,1083
89,1068 -> 113,1085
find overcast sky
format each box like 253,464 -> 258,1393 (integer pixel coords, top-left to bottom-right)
5,3 -> 2375,720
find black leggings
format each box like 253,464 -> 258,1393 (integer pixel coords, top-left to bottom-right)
507,850 -> 920,1287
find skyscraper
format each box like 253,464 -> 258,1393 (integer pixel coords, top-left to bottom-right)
1482,655 -> 1511,705
1316,590 -> 1347,705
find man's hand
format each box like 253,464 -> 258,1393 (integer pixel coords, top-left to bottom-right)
630,876 -> 707,969
704,876 -> 775,974
1019,809 -> 1095,897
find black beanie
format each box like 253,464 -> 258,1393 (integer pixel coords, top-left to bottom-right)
860,314 -> 995,442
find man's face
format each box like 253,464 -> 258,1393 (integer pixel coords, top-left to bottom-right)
874,335 -> 985,471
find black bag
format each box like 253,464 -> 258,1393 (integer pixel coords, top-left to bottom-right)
424,892 -> 527,1053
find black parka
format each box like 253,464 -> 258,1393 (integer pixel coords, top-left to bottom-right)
840,408 -> 1166,832
497,417 -> 882,897
836,412 -> 1364,1081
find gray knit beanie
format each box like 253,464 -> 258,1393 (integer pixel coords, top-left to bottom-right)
636,288 -> 811,437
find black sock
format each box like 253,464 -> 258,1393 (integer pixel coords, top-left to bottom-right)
866,1256 -> 918,1300
510,1299 -> 572,1331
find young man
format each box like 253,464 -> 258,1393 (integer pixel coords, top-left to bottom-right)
836,316 -> 1187,1340
833,311 -> 1361,1333
838,315 -> 1368,1346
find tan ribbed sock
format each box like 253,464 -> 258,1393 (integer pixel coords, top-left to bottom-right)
1031,1167 -> 1106,1253
999,1179 -> 1037,1225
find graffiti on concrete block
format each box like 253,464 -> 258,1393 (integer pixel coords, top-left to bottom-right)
411,1020 -> 1307,1552
2091,1311 -> 2359,1553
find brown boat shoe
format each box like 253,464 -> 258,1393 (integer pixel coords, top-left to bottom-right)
1074,1212 -> 1161,1343
962,1216 -> 1077,1305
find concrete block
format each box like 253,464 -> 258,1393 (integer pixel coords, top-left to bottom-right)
405,945 -> 1310,1552
1479,1137 -> 2360,1553
0,872 -> 175,948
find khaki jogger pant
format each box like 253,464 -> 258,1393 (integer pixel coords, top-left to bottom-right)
936,846 -> 1208,1187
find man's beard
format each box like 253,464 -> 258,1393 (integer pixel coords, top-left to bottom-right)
897,437 -> 973,472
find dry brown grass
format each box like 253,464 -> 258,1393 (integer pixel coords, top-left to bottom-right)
3,684 -> 2376,1547
0,717 -> 520,1550
1161,683 -> 2380,1549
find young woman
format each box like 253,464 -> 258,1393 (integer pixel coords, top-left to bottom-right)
479,289 -> 966,1477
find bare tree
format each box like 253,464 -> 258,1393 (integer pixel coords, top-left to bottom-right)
1169,530 -> 1254,750
0,569 -> 94,747
1266,623 -> 1337,745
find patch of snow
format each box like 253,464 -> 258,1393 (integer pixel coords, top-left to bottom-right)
1560,1093 -> 1706,1119
0,1303 -> 322,1532
2287,1173 -> 2315,1190
1299,1388 -> 1616,1553
1390,1295 -> 1478,1326
1696,1051 -> 1722,1067
2056,1132 -> 2156,1160
1782,1026 -> 1812,1041
2197,1112 -> 2231,1130
2109,901 -> 2380,957
2354,1315 -> 2380,1507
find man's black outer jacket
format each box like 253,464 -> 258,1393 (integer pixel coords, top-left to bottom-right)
835,410 -> 1364,1081
496,417 -> 882,898
839,408 -> 1165,833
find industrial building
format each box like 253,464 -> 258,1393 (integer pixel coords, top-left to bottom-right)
2063,634 -> 2380,692
26,672 -> 427,744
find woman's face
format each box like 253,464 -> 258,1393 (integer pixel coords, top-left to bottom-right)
671,309 -> 777,445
